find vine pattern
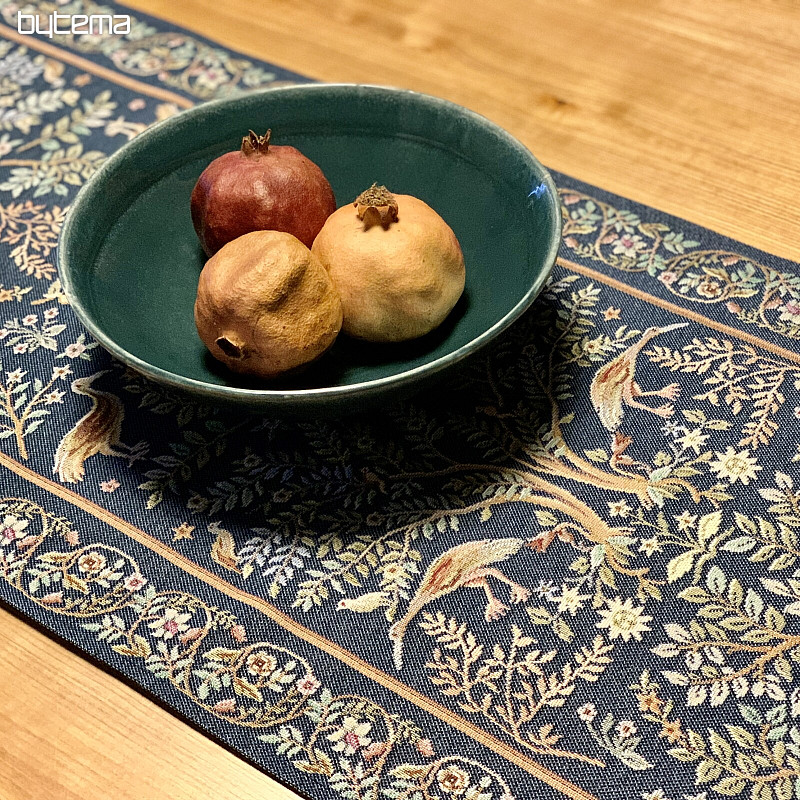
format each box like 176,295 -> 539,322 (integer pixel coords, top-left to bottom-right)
0,496 -> 514,800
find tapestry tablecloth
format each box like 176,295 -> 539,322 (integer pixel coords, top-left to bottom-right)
1,3 -> 800,800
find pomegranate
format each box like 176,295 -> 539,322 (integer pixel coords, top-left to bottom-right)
190,130 -> 336,256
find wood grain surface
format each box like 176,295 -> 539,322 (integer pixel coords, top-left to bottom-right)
2,2 -> 799,799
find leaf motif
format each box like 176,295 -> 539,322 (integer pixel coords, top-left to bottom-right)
667,550 -> 696,583
722,536 -> 757,553
707,566 -> 727,595
233,676 -> 263,702
712,777 -> 747,796
698,511 -> 723,544
204,647 -> 241,663
696,758 -> 723,784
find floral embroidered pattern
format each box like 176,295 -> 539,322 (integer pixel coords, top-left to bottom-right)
0,496 -> 514,800
560,189 -> 800,340
0,0 -> 284,98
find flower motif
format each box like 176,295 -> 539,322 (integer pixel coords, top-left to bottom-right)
43,308 -> 59,320
534,580 -> 558,600
0,133 -> 21,157
52,365 -> 72,380
230,624 -> 247,643
638,536 -> 661,556
213,698 -> 237,713
123,573 -> 147,592
661,421 -> 684,436
616,720 -> 637,738
608,499 -> 632,518
0,514 -> 28,545
295,674 -> 321,696
44,389 -> 65,405
658,271 -> 678,286
583,336 -> 605,355
12,343 -> 27,354
77,551 -> 107,574
779,300 -> 800,325
611,234 -> 646,255
64,342 -> 86,358
246,652 -> 277,677
602,306 -> 621,321
22,314 -> 36,326
149,606 -> 192,640
709,447 -> 762,485
676,428 -> 709,454
0,327 -> 7,338
128,98 -> 147,111
577,702 -> 597,722
553,584 -> 591,616
674,511 -> 697,531
637,693 -> 664,714
436,765 -> 470,794
696,278 -> 723,298
100,479 -> 120,493
417,738 -> 435,757
659,718 -> 682,743
327,716 -> 373,755
596,597 -> 652,642
5,368 -> 25,384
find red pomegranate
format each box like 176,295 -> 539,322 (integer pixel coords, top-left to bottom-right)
190,130 -> 336,256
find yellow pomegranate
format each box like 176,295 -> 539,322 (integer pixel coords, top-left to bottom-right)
311,184 -> 465,342
194,230 -> 342,379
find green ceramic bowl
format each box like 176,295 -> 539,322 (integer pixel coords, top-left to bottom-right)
59,84 -> 561,413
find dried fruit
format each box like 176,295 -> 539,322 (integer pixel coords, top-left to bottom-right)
194,230 -> 342,379
191,130 -> 336,256
312,184 -> 465,341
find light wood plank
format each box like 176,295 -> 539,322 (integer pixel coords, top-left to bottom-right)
125,0 -> 800,261
0,607 -> 298,799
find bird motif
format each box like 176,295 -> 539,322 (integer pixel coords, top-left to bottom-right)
389,537 -> 532,670
210,523 -> 241,573
337,591 -> 391,613
53,371 -> 128,483
589,322 -> 688,431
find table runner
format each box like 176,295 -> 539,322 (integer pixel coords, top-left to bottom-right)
2,3 -> 800,799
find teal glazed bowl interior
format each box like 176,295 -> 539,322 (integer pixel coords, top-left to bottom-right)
59,84 -> 561,413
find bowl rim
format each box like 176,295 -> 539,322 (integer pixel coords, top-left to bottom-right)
58,82 -> 562,405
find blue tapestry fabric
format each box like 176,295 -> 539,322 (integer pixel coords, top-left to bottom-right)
1,3 -> 799,800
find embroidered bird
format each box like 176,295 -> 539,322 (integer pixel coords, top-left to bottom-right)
210,523 -> 241,573
389,538 -> 532,670
589,322 -> 687,431
53,371 -> 127,483
337,591 -> 391,613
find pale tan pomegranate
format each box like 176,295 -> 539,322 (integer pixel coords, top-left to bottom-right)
311,184 -> 465,342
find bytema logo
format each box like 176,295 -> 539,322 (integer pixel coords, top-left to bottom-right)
18,12 -> 131,38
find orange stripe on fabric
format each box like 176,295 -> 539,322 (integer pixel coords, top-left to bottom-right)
558,257 -> 800,366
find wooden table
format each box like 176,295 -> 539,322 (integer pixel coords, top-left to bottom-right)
2,2 -> 799,798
